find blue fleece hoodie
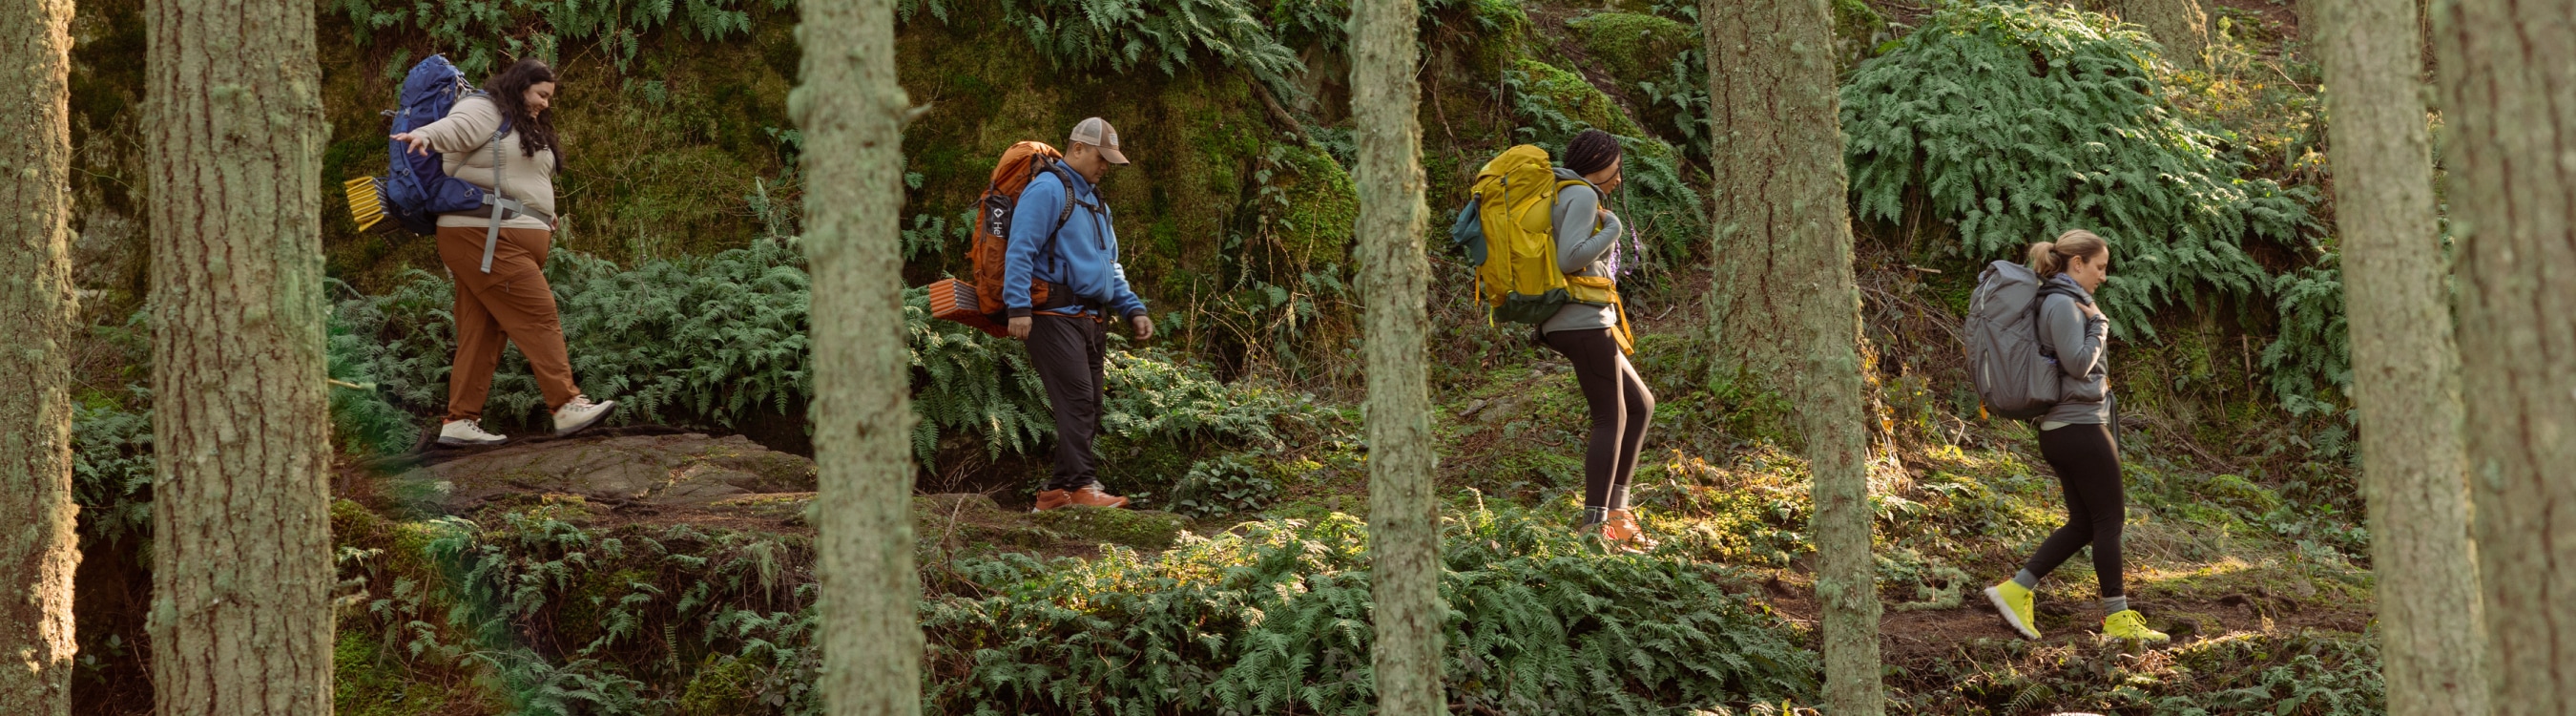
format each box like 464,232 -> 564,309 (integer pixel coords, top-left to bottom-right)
1002,166 -> 1148,320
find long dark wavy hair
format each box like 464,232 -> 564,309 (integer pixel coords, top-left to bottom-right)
484,59 -> 561,167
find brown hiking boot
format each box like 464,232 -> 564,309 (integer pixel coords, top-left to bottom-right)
1033,484 -> 1131,512
1601,509 -> 1657,552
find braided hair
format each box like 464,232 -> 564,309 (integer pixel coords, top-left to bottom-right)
1562,129 -> 1622,178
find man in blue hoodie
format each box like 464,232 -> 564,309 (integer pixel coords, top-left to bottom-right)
1006,117 -> 1153,512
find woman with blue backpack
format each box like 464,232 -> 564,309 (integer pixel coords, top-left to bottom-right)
388,58 -> 615,446
1542,129 -> 1654,550
1982,230 -> 2168,645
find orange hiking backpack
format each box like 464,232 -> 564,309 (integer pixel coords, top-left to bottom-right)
966,141 -> 1081,323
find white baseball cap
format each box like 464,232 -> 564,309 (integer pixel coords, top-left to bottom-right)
1070,117 -> 1130,165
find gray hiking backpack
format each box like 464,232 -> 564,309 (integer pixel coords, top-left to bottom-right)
1965,261 -> 2078,420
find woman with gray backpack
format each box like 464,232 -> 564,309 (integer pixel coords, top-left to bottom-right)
388,58 -> 616,446
1975,229 -> 2167,645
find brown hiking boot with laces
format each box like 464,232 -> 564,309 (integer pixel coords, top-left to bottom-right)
1033,484 -> 1131,512
1600,508 -> 1657,552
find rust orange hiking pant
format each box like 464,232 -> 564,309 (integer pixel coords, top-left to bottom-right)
438,225 -> 580,422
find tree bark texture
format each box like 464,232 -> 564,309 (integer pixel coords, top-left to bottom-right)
2429,0 -> 2576,712
142,0 -> 336,711
1350,0 -> 1444,712
2121,0 -> 2213,69
1703,0 -> 1885,711
2317,0 -> 2491,712
0,0 -> 81,711
797,0 -> 926,711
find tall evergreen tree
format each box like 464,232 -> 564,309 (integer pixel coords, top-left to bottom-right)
2316,0 -> 2489,711
799,0 -> 925,709
0,0 -> 81,711
143,0 -> 337,711
1349,0 -> 1442,711
2428,0 -> 2576,711
1704,0 -> 1884,710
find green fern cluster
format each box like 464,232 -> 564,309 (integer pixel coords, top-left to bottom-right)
337,507 -> 827,715
920,500 -> 1818,714
70,391 -> 154,546
898,0 -> 1304,96
1840,2 -> 2317,336
331,0 -> 777,75
333,238 -> 811,432
326,232 -> 1322,474
2259,257 -> 2351,414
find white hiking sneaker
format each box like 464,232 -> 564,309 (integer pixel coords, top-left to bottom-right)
552,395 -> 617,436
438,419 -> 508,446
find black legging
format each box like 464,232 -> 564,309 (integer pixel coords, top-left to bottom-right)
2022,423 -> 2125,598
1543,328 -> 1653,511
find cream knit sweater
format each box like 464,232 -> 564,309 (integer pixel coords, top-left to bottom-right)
412,95 -> 558,230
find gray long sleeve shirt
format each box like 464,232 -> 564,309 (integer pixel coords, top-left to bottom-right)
2038,275 -> 2112,428
1541,168 -> 1626,335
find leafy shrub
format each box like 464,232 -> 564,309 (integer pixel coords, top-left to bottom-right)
1166,453 -> 1278,517
1840,2 -> 2317,335
920,501 -> 1818,714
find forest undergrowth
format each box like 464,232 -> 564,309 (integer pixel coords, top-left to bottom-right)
57,0 -> 2388,712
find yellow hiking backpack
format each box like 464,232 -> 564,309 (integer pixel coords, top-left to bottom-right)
1448,144 -> 1635,352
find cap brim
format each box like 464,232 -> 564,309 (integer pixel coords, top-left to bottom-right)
1099,145 -> 1131,165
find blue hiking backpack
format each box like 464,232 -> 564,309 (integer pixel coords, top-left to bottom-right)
350,54 -> 504,236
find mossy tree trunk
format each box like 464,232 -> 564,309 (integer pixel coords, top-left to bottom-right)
2317,0 -> 2490,712
1350,0 -> 1442,711
2121,0 -> 2212,69
1703,0 -> 1883,711
143,0 -> 336,711
2429,0 -> 2576,711
0,0 -> 81,711
799,0 -> 925,710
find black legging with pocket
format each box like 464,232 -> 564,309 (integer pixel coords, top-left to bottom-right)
2022,423 -> 2125,599
1543,327 -> 1653,512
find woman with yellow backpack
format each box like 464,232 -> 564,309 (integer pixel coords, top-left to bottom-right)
1540,130 -> 1654,549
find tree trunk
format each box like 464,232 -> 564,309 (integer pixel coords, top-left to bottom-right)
1350,0 -> 1443,712
1703,0 -> 1884,711
2429,0 -> 2576,712
798,0 -> 925,710
2317,0 -> 2491,712
2121,0 -> 2212,69
0,0 -> 81,711
142,0 -> 335,712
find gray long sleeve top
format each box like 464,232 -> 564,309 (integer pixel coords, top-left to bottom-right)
2038,275 -> 2112,428
1540,168 -> 1626,335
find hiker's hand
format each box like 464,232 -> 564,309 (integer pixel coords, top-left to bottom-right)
390,132 -> 433,156
1131,314 -> 1154,341
1008,316 -> 1031,340
2078,302 -> 2105,321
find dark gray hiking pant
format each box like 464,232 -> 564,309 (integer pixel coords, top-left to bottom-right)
1028,314 -> 1108,492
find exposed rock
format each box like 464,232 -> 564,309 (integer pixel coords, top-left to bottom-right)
392,432 -> 818,513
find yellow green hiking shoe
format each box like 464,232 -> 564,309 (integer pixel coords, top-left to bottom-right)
1984,580 -> 2039,640
2103,609 -> 2170,644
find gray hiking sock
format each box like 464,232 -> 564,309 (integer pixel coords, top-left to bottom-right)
2102,596 -> 2129,615
1581,506 -> 1609,527
2011,569 -> 2039,590
1606,484 -> 1631,511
